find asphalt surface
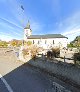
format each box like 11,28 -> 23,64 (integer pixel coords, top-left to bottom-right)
0,48 -> 79,92
0,79 -> 9,92
2,63 -> 52,92
0,48 -> 52,92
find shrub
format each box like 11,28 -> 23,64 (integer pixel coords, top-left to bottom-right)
22,49 -> 30,58
27,41 -> 32,46
10,39 -> 22,47
22,45 -> 43,60
31,54 -> 36,60
73,53 -> 80,64
67,43 -> 74,47
0,41 -> 8,47
30,46 -> 38,60
51,48 -> 60,58
47,51 -> 53,59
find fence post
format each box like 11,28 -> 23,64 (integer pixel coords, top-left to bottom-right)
64,56 -> 65,62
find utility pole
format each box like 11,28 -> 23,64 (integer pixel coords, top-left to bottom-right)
20,5 -> 25,47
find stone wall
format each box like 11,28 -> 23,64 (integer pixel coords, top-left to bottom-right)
60,48 -> 80,58
28,59 -> 80,87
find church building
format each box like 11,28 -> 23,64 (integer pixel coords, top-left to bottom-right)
24,21 -> 68,49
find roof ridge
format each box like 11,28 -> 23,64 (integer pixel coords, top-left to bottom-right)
28,34 -> 68,39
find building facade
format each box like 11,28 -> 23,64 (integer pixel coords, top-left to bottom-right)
24,22 -> 68,49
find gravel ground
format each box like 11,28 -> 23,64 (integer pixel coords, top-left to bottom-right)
0,48 -> 24,76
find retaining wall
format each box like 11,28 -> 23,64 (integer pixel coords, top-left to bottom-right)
28,59 -> 80,87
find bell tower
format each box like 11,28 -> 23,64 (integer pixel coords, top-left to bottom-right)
24,20 -> 32,41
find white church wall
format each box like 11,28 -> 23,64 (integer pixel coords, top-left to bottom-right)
53,38 -> 68,48
24,29 -> 32,41
27,38 -> 68,48
23,22 -> 68,49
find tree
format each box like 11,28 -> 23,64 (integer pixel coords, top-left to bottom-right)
51,48 -> 60,57
10,40 -> 18,46
0,41 -> 8,47
27,41 -> 32,46
10,39 -> 22,47
69,36 -> 80,47
67,43 -> 74,47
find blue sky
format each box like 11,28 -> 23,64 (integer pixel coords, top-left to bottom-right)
0,0 -> 80,42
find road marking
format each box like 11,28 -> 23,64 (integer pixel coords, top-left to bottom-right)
0,74 -> 13,92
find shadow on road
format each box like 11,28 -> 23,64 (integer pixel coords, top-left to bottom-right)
0,47 -> 79,92
1,59 -> 52,92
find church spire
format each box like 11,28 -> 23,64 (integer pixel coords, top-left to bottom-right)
24,20 -> 30,29
24,20 -> 32,40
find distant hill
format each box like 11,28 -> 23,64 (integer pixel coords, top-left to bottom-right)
69,36 -> 80,47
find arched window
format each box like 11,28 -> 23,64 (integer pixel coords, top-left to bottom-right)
53,40 -> 54,44
38,41 -> 39,44
45,40 -> 47,44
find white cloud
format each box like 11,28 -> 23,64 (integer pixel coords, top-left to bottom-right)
62,28 -> 80,36
25,19 -> 44,34
7,0 -> 44,34
0,17 -> 23,29
0,32 -> 22,41
62,28 -> 80,42
60,11 -> 80,29
0,34 -> 13,41
31,22 -> 43,32
0,20 -> 22,37
7,0 -> 27,27
57,11 -> 80,42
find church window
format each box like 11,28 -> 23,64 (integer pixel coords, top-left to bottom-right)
38,41 -> 39,44
33,40 -> 34,44
45,40 -> 47,44
53,40 -> 54,44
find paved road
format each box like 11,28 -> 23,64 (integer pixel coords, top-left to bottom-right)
0,48 -> 79,92
0,79 -> 9,92
0,49 -> 52,92
1,63 -> 52,92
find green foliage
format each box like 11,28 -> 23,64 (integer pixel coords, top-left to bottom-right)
67,43 -> 74,47
0,41 -> 8,47
11,40 -> 17,46
69,35 -> 80,47
27,41 -> 32,46
10,39 -> 22,47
